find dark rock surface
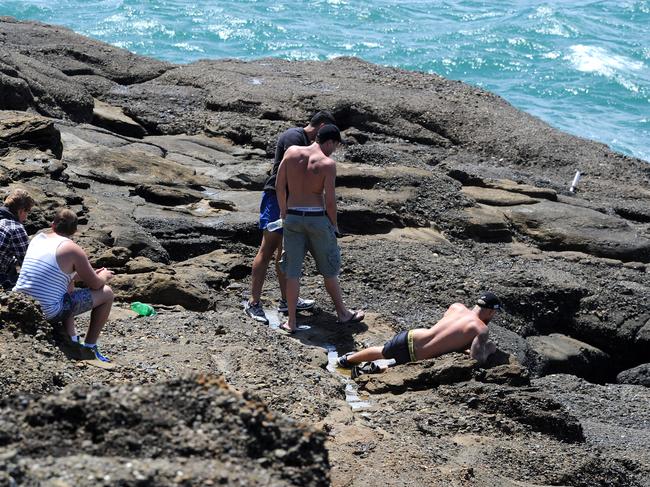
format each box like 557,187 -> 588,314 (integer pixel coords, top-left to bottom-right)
0,376 -> 329,486
1,17 -> 650,486
617,363 -> 650,387
525,333 -> 611,382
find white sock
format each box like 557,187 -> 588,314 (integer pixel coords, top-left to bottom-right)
70,335 -> 80,343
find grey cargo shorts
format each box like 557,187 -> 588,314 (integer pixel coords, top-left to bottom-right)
280,213 -> 341,279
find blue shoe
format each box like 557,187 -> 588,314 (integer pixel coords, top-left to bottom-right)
83,344 -> 111,363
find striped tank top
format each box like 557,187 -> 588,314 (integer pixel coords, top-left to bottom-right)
14,232 -> 73,320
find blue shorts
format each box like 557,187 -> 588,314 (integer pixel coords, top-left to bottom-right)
259,191 -> 282,233
49,288 -> 94,323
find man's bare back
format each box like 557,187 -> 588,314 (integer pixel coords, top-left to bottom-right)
282,143 -> 336,208
277,127 -> 341,229
412,303 -> 488,360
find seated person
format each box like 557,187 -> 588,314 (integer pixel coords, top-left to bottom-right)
338,292 -> 501,371
14,209 -> 114,362
0,189 -> 35,290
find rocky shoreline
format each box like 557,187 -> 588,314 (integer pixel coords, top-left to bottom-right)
1,17 -> 649,486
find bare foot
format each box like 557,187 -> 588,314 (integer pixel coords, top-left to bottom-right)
279,323 -> 296,335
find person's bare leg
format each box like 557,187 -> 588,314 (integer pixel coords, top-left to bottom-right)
275,239 -> 287,300
250,231 -> 282,304
323,276 -> 361,322
62,315 -> 76,338
84,285 -> 114,344
284,277 -> 299,331
347,346 -> 385,364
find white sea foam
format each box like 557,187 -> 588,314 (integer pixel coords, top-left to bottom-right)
210,26 -> 234,40
172,43 -> 205,53
105,13 -> 127,23
131,20 -> 158,31
566,45 -> 644,77
541,51 -> 560,60
111,41 -> 131,50
507,37 -> 527,46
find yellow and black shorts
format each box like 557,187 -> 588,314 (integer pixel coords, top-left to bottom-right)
381,330 -> 416,365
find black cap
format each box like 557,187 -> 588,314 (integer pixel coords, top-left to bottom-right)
316,124 -> 342,145
476,291 -> 501,310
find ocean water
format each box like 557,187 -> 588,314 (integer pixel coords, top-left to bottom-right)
1,1 -> 648,162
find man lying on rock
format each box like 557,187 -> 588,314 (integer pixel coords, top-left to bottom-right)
338,292 -> 500,375
13,208 -> 115,362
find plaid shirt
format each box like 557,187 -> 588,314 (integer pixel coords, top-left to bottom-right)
0,216 -> 29,277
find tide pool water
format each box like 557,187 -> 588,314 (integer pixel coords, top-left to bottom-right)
1,0 -> 648,161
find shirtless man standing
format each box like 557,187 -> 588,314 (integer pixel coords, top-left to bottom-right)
338,292 -> 501,370
275,124 -> 364,333
245,111 -> 336,324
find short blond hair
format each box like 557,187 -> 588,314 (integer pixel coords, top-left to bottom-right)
4,189 -> 35,214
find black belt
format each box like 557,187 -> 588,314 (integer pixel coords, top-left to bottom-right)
287,209 -> 325,217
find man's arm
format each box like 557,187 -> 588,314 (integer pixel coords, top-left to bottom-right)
10,225 -> 29,266
469,326 -> 497,364
66,242 -> 113,290
276,156 -> 288,219
324,164 -> 337,230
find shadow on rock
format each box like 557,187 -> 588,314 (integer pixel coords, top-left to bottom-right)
279,308 -> 370,355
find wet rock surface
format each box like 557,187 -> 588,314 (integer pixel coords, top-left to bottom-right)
1,18 -> 650,486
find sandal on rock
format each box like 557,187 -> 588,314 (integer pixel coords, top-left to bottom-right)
278,323 -> 308,335
278,323 -> 296,335
337,310 -> 365,325
351,362 -> 381,379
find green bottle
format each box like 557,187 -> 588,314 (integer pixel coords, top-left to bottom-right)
130,301 -> 156,316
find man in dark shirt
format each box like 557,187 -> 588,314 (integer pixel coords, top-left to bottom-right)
0,189 -> 35,290
245,111 -> 336,324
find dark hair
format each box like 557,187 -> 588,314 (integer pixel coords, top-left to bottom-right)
316,124 -> 342,144
4,189 -> 35,214
310,111 -> 336,127
52,208 -> 78,237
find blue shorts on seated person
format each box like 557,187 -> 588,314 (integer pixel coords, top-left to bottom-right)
49,288 -> 94,323
259,191 -> 282,233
